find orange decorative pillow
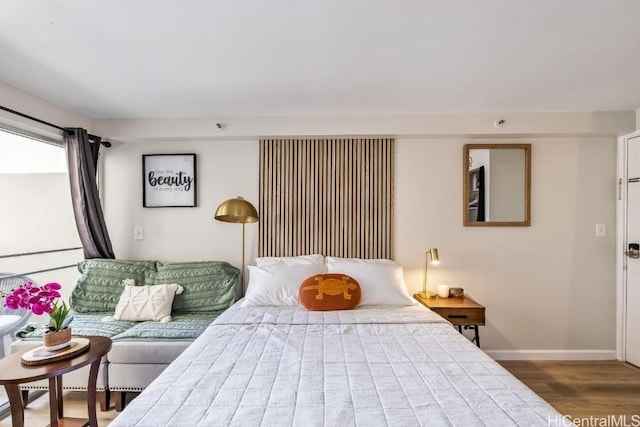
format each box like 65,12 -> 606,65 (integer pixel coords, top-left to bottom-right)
299,274 -> 361,311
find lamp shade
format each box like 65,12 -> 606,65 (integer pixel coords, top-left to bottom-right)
215,197 -> 259,224
429,248 -> 439,264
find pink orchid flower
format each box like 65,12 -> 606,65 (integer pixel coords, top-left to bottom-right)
2,282 -> 71,332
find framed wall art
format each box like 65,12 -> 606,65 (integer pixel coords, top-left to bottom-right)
143,154 -> 197,207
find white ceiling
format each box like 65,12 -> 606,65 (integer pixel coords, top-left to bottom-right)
1,1 -> 639,119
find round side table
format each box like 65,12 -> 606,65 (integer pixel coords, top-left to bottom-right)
0,335 -> 112,427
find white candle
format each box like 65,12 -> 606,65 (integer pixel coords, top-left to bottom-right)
437,284 -> 450,298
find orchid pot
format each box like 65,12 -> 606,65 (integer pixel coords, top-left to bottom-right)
43,326 -> 72,351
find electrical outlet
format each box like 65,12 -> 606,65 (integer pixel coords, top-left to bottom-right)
595,223 -> 606,237
134,226 -> 144,240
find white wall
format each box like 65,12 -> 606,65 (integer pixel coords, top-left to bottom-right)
396,137 -> 616,354
92,111 -> 635,140
0,81 -> 91,131
100,132 -> 617,356
102,141 -> 259,265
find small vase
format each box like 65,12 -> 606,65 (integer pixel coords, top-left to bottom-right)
43,327 -> 72,351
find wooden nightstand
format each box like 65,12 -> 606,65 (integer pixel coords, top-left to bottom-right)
414,293 -> 486,347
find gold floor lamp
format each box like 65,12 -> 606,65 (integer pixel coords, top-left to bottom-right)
215,196 -> 259,295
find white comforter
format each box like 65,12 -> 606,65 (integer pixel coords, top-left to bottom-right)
110,303 -> 562,426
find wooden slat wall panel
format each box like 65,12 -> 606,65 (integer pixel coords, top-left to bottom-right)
259,137 -> 394,259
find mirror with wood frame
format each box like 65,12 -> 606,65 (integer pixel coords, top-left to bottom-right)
463,143 -> 531,226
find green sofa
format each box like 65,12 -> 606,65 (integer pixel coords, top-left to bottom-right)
12,258 -> 239,411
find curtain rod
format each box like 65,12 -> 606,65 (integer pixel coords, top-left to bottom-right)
0,104 -> 111,147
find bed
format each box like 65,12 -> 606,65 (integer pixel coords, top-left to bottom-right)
109,303 -> 562,426
109,255 -> 563,426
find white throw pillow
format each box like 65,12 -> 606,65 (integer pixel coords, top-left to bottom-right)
325,257 -> 415,306
255,254 -> 324,268
112,284 -> 184,322
242,263 -> 325,307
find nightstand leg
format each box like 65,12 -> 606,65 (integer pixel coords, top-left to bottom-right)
472,325 -> 480,347
457,325 -> 481,348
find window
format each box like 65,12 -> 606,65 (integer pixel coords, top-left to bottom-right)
0,131 -> 78,255
0,130 -> 81,403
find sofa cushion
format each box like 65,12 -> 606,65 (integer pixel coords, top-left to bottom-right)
149,261 -> 239,314
71,259 -> 158,313
110,312 -> 219,342
18,312 -> 136,340
113,284 -> 184,322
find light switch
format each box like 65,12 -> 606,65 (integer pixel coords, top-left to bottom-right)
595,223 -> 606,237
134,226 -> 144,240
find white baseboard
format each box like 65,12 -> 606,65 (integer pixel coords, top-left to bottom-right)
485,349 -> 618,361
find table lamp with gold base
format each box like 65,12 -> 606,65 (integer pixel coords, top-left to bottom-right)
419,248 -> 439,298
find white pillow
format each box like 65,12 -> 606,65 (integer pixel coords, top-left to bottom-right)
255,254 -> 324,268
242,263 -> 324,307
325,257 -> 415,306
112,284 -> 184,322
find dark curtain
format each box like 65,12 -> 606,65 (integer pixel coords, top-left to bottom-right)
64,128 -> 115,259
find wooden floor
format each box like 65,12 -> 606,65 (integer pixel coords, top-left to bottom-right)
499,360 -> 640,419
0,392 -> 119,427
1,361 -> 639,426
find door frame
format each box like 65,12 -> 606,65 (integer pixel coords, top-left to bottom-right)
617,130 -> 640,361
